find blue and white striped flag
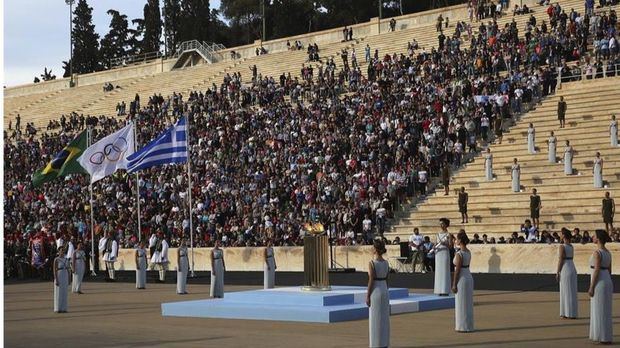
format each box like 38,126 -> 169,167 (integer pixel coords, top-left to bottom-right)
127,117 -> 188,173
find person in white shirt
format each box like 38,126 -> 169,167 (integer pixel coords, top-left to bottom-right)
148,232 -> 157,270
98,231 -> 118,281
376,206 -> 387,235
408,228 -> 425,271
363,215 -> 373,242
418,169 -> 428,196
521,220 -> 538,242
151,232 -> 169,282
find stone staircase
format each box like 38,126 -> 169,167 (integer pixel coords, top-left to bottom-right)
386,77 -> 620,239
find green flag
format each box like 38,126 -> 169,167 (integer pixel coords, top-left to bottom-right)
32,130 -> 88,187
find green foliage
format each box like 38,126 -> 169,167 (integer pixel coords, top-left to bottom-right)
143,0 -> 163,53
100,10 -> 131,69
71,0 -> 101,74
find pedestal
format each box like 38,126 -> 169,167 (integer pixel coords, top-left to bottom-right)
302,234 -> 331,291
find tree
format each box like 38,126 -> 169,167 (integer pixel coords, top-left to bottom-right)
163,0 -> 182,55
142,0 -> 163,54
179,0 -> 211,43
62,60 -> 72,78
100,10 -> 131,69
71,0 -> 101,74
128,18 -> 145,56
220,0 -> 261,44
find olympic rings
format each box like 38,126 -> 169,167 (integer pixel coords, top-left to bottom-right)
89,137 -> 129,165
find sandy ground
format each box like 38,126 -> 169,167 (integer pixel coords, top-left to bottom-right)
4,281 -> 620,347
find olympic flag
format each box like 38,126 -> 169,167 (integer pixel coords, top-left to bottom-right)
79,123 -> 135,183
126,117 -> 188,173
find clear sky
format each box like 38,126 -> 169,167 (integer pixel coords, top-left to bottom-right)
4,0 -> 221,87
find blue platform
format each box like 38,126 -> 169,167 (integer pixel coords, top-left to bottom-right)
161,286 -> 454,323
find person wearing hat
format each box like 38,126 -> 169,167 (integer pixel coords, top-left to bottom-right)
98,231 -> 118,281
434,218 -> 453,296
151,231 -> 169,283
53,245 -> 69,313
135,240 -> 148,289
176,238 -> 189,294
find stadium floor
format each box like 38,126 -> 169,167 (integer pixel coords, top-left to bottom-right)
5,282 -> 620,347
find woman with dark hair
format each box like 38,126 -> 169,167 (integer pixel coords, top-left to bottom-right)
210,240 -> 226,298
593,152 -> 603,188
367,239 -> 390,348
452,231 -> 474,332
72,242 -> 86,294
589,230 -> 613,344
434,218 -> 453,295
135,240 -> 147,289
511,158 -> 520,192
53,245 -> 69,313
177,238 -> 189,295
556,229 -> 577,319
264,239 -> 277,289
547,131 -> 557,163
564,140 -> 573,175
527,123 -> 536,154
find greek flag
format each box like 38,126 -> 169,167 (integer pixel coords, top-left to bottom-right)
127,117 -> 188,173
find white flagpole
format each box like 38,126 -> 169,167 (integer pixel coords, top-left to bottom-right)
186,114 -> 195,277
134,119 -> 142,242
88,126 -> 97,276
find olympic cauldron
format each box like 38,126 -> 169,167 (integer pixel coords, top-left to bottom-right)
301,223 -> 331,291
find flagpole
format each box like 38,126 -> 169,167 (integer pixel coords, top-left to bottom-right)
88,126 -> 97,276
134,119 -> 142,242
186,114 -> 195,278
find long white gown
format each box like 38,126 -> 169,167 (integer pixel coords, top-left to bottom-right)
548,136 -> 556,163
434,232 -> 451,295
564,146 -> 573,175
369,259 -> 390,348
511,164 -> 520,192
211,249 -> 225,298
54,257 -> 69,312
264,247 -> 276,289
484,154 -> 493,181
454,250 -> 474,332
559,244 -> 578,318
72,250 -> 86,293
136,248 -> 147,289
611,120 -> 618,146
593,158 -> 603,188
177,246 -> 189,294
527,127 -> 536,154
589,249 -> 613,343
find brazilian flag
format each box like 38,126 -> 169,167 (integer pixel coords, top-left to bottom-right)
32,130 -> 88,187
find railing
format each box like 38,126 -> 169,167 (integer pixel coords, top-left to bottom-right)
110,51 -> 164,68
174,40 -> 225,63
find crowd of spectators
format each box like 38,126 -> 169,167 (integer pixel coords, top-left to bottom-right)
4,2 -> 620,280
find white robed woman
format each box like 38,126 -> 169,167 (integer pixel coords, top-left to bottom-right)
547,131 -> 557,163
593,152 -> 604,188
589,229 -> 614,344
527,123 -> 536,154
564,140 -> 573,175
366,239 -> 390,348
610,114 -> 618,147
264,239 -> 277,289
556,229 -> 578,319
434,218 -> 453,296
135,240 -> 147,289
210,240 -> 226,298
177,238 -> 189,294
53,245 -> 69,313
511,158 -> 520,192
452,230 -> 474,332
71,242 -> 86,294
484,148 -> 493,181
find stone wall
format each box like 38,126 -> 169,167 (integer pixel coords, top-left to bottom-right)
103,243 -> 619,274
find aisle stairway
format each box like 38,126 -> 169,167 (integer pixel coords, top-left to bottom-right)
386,77 -> 620,239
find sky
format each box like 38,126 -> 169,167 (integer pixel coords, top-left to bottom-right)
3,0 -> 221,87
